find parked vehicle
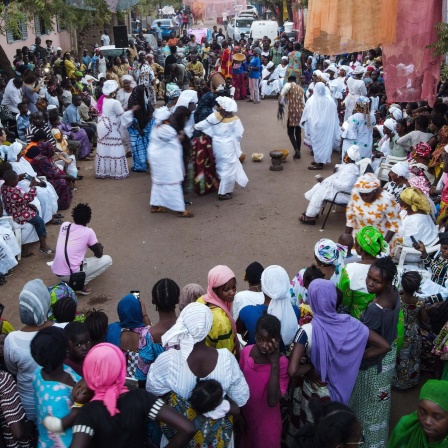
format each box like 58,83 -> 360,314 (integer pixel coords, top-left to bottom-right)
150,19 -> 180,39
245,4 -> 258,17
227,16 -> 254,40
99,45 -> 128,59
250,20 -> 279,40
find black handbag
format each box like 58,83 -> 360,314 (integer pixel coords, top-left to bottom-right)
64,224 -> 86,291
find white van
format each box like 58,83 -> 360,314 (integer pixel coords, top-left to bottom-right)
250,20 -> 279,41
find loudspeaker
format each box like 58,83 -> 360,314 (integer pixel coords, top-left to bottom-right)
113,25 -> 129,48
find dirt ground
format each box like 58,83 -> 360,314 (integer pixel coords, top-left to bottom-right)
1,95 -> 418,430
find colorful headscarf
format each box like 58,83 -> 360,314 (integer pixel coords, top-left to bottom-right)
308,279 -> 369,404
83,343 -> 128,416
400,187 -> 431,214
314,239 -> 347,273
166,83 -> 181,100
201,265 -> 238,351
261,265 -> 298,345
162,302 -> 213,360
414,142 -> 432,159
355,226 -> 387,257
388,380 -> 448,448
354,173 -> 380,193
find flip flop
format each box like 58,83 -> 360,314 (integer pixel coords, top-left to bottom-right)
151,206 -> 167,213
49,218 -> 63,225
39,248 -> 55,254
76,286 -> 92,296
177,211 -> 194,218
308,165 -> 323,171
299,215 -> 316,225
53,214 -> 64,219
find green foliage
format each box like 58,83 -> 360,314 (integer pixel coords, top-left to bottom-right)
0,0 -> 112,36
429,22 -> 448,56
441,62 -> 448,82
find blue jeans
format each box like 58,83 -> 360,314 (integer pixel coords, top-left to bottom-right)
28,215 -> 46,238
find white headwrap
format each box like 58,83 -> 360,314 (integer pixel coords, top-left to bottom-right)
389,106 -> 403,120
216,96 -> 237,113
153,106 -> 171,125
353,66 -> 365,75
174,90 -> 198,111
346,145 -> 361,162
384,118 -> 397,132
161,302 -> 213,360
326,65 -> 337,73
120,74 -> 136,88
266,61 -> 274,70
313,70 -> 322,78
102,80 -> 119,96
261,265 -> 298,345
391,161 -> 410,179
6,142 -> 23,163
320,72 -> 330,82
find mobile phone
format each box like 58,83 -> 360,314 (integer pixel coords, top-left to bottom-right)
130,290 -> 140,300
0,304 -> 4,318
24,174 -> 34,181
410,236 -> 418,246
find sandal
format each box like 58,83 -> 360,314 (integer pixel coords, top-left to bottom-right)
53,214 -> 64,219
177,211 -> 194,218
39,248 -> 55,254
299,215 -> 316,225
308,164 -> 323,171
151,206 -> 167,213
76,286 -> 92,296
49,218 -> 63,225
21,250 -> 34,258
218,194 -> 232,201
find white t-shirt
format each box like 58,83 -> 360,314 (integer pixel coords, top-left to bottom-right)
222,12 -> 228,21
232,290 -> 264,320
101,34 -> 110,46
66,154 -> 78,178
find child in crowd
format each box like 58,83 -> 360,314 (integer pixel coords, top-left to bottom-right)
16,102 -> 30,142
225,77 -> 235,99
56,144 -> 79,187
64,322 -> 92,376
393,271 -> 428,389
338,233 -> 361,264
43,378 -> 94,433
52,297 -> 77,323
84,309 -> 108,346
239,314 -> 289,448
190,379 -> 231,418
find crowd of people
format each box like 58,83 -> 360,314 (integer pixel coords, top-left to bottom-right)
1,20 -> 448,448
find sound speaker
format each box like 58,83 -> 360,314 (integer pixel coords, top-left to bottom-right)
113,25 -> 129,48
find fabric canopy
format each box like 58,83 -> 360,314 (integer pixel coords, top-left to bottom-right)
382,0 -> 443,107
304,0 -> 398,55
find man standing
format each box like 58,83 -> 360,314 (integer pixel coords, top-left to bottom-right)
222,10 -> 229,31
51,203 -> 112,295
180,29 -> 190,45
101,30 -> 110,46
153,21 -> 163,41
279,75 -> 305,159
248,48 -> 261,104
167,31 -> 178,47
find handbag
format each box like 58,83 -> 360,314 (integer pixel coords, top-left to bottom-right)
64,224 -> 86,291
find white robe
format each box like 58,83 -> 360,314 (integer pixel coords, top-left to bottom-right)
261,64 -> 287,97
195,112 -> 248,195
304,163 -> 360,217
343,77 -> 367,120
341,112 -> 376,160
0,220 -> 19,274
148,124 -> 185,212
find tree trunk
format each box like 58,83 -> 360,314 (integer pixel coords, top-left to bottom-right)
0,45 -> 14,79
286,0 -> 293,22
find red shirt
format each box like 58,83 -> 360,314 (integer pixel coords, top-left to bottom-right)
1,184 -> 37,224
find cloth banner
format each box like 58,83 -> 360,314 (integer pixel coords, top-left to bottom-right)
382,0 -> 443,107
187,28 -> 209,43
292,7 -> 305,43
183,0 -> 246,22
304,0 -> 398,55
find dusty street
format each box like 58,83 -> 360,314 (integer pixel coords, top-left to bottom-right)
1,96 -> 418,427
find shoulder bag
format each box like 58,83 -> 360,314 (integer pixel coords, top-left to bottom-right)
64,224 -> 86,291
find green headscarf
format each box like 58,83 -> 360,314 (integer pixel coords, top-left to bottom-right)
355,226 -> 388,257
388,380 -> 448,448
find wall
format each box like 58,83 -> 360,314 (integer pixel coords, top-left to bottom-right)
0,18 -> 72,66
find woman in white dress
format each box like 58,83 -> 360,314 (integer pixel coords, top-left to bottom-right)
147,302 -> 249,447
95,80 -> 135,180
300,82 -> 341,170
341,96 -> 376,160
6,142 -> 59,224
148,106 -> 194,218
116,75 -> 136,156
260,57 -> 288,98
299,145 -> 361,225
195,97 -> 248,201
343,66 -> 367,120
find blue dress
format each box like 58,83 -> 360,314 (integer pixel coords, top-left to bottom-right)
33,365 -> 81,447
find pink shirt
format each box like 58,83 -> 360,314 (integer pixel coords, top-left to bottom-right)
51,222 -> 98,276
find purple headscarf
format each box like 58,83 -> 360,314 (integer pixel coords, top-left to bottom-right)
308,279 -> 369,404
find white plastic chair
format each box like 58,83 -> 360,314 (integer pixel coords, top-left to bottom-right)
0,216 -> 21,261
396,234 -> 440,268
376,155 -> 407,182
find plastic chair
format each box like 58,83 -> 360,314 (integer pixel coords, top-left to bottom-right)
320,190 -> 351,230
0,216 -> 21,261
397,234 -> 440,268
376,155 -> 407,182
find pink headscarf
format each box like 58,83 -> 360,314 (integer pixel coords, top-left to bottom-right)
201,265 -> 239,353
82,343 -> 128,416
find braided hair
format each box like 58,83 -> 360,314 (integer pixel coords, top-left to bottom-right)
255,313 -> 281,341
84,309 -> 108,346
30,327 -> 67,374
371,256 -> 397,284
401,271 -> 422,295
303,265 -> 325,289
52,297 -> 77,323
152,278 -> 180,312
65,321 -> 89,342
190,379 -> 223,414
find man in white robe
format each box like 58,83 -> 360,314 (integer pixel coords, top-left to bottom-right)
261,57 -> 288,98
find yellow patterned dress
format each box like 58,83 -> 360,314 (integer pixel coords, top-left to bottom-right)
346,189 -> 401,254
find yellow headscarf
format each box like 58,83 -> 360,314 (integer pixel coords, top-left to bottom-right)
400,187 -> 430,214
